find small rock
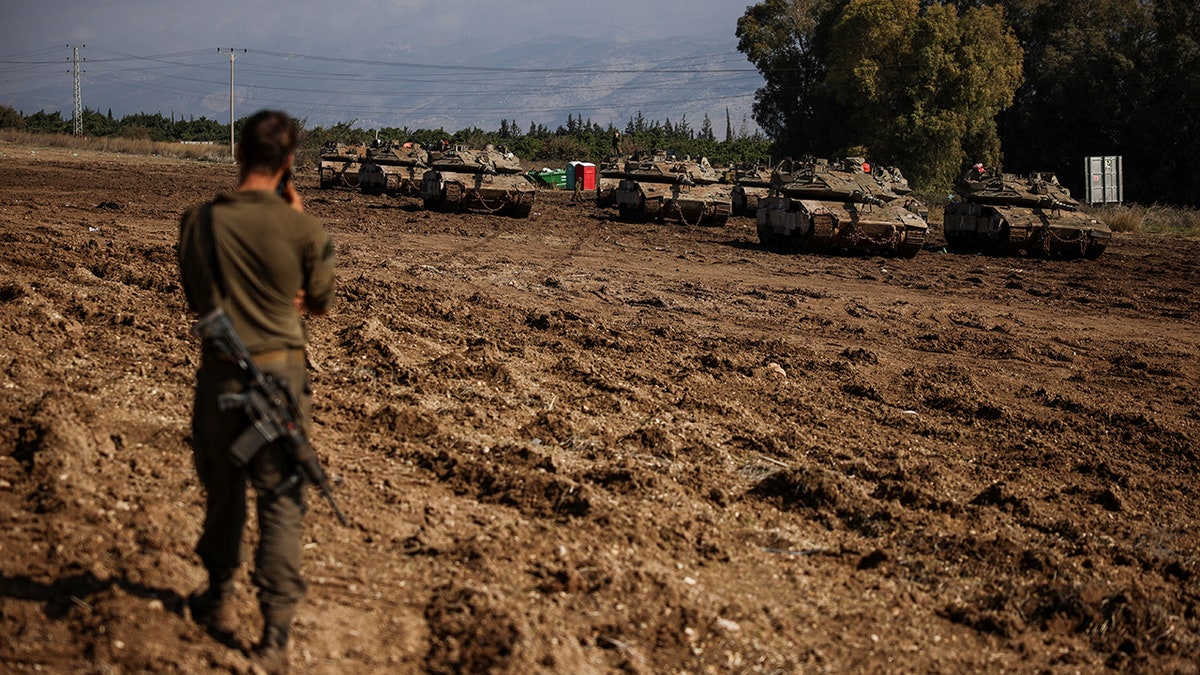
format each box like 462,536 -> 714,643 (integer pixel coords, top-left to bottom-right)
715,618 -> 741,632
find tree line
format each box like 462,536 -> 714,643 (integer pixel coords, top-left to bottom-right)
0,105 -> 773,171
301,110 -> 772,169
736,0 -> 1200,205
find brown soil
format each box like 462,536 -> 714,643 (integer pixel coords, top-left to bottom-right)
1,141 -> 1198,674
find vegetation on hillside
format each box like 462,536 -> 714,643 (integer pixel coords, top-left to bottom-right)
0,105 -> 773,170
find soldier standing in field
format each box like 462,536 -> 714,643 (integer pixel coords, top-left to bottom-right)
178,109 -> 335,674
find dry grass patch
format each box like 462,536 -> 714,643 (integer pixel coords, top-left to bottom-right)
0,129 -> 230,162
1091,203 -> 1200,236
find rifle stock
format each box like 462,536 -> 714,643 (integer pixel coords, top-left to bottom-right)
192,308 -> 350,526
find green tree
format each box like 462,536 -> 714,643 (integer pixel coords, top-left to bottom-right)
0,105 -> 23,130
824,0 -> 1022,188
25,110 -> 69,134
739,0 -> 1022,190
1139,0 -> 1200,204
993,0 -> 1180,202
81,107 -> 117,136
737,0 -> 850,156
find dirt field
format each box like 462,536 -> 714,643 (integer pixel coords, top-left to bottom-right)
1,141 -> 1198,674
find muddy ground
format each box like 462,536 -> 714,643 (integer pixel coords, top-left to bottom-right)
1,141 -> 1198,673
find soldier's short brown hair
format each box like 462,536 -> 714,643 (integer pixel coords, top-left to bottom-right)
238,110 -> 298,174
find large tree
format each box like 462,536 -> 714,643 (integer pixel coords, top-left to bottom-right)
736,0 -> 851,158
994,0 -> 1158,200
1139,0 -> 1200,204
738,0 -> 1022,191
826,0 -> 1022,187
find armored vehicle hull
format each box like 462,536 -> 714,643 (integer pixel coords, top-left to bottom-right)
613,153 -> 732,226
318,143 -> 367,189
359,142 -> 428,196
757,158 -> 928,258
595,155 -> 628,208
730,165 -> 771,217
943,171 -> 1110,259
419,144 -> 535,218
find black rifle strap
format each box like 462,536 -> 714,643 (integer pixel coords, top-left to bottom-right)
199,203 -> 230,303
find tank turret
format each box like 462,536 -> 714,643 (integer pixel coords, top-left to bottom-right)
757,157 -> 928,258
595,154 -> 629,208
358,141 -> 428,196
943,170 -> 1110,259
419,144 -> 535,217
318,142 -> 368,189
730,163 -> 772,217
612,152 -> 732,226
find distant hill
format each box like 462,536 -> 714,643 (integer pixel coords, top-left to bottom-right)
7,29 -> 762,135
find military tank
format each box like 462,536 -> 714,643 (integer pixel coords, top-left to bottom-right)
359,141 -> 428,196
756,157 -> 928,258
419,144 -> 535,217
318,142 -> 368,189
613,152 -> 733,226
595,154 -> 628,208
942,169 -> 1110,259
730,163 -> 772,217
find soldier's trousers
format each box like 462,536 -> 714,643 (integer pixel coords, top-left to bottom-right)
191,347 -> 310,629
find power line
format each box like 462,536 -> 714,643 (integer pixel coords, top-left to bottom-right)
3,43 -> 764,131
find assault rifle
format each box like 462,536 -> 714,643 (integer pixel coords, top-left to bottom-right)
192,308 -> 350,526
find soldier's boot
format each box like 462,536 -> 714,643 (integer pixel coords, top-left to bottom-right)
249,623 -> 290,674
188,574 -> 237,638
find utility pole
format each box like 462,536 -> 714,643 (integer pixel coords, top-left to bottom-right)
219,48 -> 246,160
68,45 -> 85,136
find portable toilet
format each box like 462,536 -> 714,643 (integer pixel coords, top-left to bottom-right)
578,162 -> 597,190
567,161 -> 581,189
567,161 -> 597,190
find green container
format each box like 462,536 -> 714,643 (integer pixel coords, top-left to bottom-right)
528,169 -> 567,189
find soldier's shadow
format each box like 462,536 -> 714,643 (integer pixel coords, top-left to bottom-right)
0,570 -> 187,620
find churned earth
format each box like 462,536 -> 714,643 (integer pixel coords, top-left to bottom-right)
1,141 -> 1198,673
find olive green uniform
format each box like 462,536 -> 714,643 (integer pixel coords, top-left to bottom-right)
178,189 -> 334,629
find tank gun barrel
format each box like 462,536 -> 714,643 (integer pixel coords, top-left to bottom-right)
1044,198 -> 1077,212
851,190 -> 885,207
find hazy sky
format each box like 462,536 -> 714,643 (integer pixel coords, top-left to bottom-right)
3,1 -> 748,53
1,1 -> 762,129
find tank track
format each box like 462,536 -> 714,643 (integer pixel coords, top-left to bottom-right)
809,210 -> 837,250
897,225 -> 925,258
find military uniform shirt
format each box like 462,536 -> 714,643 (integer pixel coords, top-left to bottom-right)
178,190 -> 335,353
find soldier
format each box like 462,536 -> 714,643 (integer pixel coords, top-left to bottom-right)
612,129 -> 621,154
178,109 -> 335,674
573,174 -> 584,203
